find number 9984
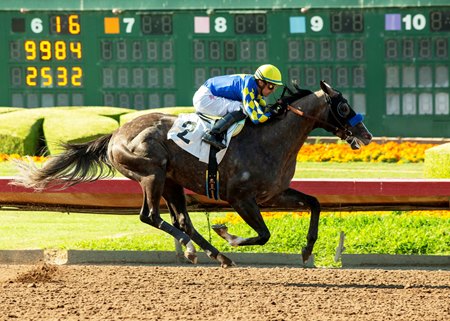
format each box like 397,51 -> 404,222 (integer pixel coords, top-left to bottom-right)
24,40 -> 82,61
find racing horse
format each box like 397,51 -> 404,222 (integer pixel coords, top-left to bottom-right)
13,81 -> 372,268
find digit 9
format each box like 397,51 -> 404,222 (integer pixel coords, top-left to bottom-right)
24,40 -> 37,60
310,16 -> 324,32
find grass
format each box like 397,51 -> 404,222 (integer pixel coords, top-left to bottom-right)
0,162 -> 18,176
0,211 -> 179,250
209,211 -> 450,267
295,162 -> 424,179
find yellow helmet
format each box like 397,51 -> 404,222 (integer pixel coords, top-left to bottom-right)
254,64 -> 283,86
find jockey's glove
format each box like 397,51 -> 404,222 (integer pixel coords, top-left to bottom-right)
269,100 -> 287,116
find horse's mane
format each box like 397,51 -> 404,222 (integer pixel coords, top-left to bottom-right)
279,83 -> 314,105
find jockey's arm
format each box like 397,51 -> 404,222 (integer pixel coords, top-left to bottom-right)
242,88 -> 272,124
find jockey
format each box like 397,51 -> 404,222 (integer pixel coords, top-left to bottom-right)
193,64 -> 285,150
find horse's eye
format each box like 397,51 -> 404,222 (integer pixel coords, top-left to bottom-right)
337,103 -> 350,117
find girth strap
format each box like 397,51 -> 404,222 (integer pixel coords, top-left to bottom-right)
206,146 -> 220,200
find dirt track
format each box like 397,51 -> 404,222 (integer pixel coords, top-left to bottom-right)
0,264 -> 449,321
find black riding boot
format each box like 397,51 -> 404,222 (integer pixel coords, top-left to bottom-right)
202,110 -> 246,150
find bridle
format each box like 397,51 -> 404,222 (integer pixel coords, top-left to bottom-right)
279,85 -> 362,140
287,103 -> 351,139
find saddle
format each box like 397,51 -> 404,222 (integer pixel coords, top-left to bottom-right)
167,112 -> 245,163
167,113 -> 245,200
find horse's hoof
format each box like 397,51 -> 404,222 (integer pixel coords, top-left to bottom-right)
184,251 -> 198,264
211,224 -> 228,237
301,248 -> 315,268
221,262 -> 236,268
217,253 -> 236,268
211,224 -> 227,231
301,247 -> 311,263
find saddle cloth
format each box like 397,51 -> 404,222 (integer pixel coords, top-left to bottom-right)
167,113 -> 243,164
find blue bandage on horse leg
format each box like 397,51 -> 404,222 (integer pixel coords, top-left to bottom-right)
349,113 -> 364,127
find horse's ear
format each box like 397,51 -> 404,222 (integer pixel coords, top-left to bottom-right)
320,80 -> 331,93
320,80 -> 339,97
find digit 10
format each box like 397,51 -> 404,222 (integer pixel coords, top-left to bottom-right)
310,16 -> 324,32
402,14 -> 426,30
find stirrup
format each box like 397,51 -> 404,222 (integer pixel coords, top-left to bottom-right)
202,133 -> 226,150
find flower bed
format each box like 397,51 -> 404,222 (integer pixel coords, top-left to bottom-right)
0,154 -> 46,163
297,141 -> 437,163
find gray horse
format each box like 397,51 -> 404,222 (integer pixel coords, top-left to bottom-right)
14,81 -> 372,267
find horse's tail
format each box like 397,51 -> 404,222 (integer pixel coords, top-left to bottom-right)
12,134 -> 114,190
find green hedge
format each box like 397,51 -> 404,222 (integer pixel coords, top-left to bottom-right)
424,143 -> 450,178
0,110 -> 44,155
43,110 -> 121,154
0,106 -> 193,155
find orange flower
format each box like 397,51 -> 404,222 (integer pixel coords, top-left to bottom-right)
297,142 -> 436,163
0,154 -> 49,163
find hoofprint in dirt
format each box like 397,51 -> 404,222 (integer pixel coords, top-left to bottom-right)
0,264 -> 448,321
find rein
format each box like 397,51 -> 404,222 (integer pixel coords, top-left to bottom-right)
287,104 -> 344,137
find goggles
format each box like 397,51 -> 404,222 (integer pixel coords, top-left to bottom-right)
266,82 -> 276,90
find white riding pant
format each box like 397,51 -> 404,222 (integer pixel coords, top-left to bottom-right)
193,85 -> 243,117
